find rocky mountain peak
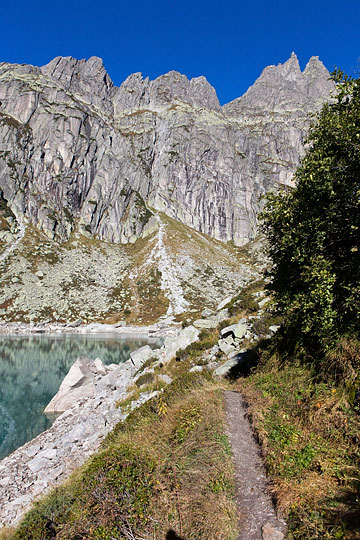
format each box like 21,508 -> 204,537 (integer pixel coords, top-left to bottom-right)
223,52 -> 335,115
0,53 -> 335,253
113,69 -> 221,113
41,56 -> 114,113
277,51 -> 302,79
42,55 -> 112,85
0,53 -> 337,323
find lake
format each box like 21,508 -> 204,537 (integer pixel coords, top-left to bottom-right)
0,333 -> 162,460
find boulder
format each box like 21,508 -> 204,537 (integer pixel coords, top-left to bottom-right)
234,323 -> 248,339
269,325 -> 280,334
220,322 -> 247,339
67,319 -> 82,328
193,319 -> 217,329
189,365 -> 204,373
220,324 -> 237,338
44,357 -> 96,413
162,326 -> 200,362
158,374 -> 173,385
218,339 -> 236,356
95,370 -> 119,394
130,345 -> 155,368
94,357 -> 107,375
213,358 -> 239,377
217,296 -> 232,311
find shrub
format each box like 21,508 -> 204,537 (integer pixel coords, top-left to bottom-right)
260,70 -> 360,354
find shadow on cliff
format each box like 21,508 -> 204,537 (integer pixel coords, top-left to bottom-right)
166,529 -> 186,540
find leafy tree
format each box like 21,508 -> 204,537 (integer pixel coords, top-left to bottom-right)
260,70 -> 360,353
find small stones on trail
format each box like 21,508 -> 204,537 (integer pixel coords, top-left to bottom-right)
262,522 -> 285,540
224,392 -> 287,539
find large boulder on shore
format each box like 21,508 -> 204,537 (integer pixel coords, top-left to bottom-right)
44,357 -> 101,413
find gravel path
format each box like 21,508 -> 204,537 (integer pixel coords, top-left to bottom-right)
224,391 -> 287,540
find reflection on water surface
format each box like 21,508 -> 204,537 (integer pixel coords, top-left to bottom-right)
0,333 -> 161,460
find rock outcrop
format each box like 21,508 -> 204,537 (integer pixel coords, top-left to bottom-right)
0,53 -> 334,247
44,356 -> 103,413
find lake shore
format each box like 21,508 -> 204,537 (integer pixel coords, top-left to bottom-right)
0,321 -> 178,338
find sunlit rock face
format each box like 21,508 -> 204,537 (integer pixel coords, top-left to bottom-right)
0,53 -> 334,246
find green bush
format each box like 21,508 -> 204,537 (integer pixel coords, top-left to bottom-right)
260,71 -> 360,355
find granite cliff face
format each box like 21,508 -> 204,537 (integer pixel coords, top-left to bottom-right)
0,54 -> 335,323
0,53 -> 334,246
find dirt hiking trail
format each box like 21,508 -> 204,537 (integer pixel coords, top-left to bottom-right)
224,391 -> 287,540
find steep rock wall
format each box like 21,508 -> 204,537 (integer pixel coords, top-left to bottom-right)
0,54 -> 334,246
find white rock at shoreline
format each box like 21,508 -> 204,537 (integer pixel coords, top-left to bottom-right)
44,357 -> 98,413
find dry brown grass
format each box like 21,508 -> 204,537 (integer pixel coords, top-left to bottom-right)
236,352 -> 360,540
0,528 -> 13,539
320,338 -> 360,386
128,385 -> 237,540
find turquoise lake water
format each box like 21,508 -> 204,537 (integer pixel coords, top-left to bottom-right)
0,333 -> 162,460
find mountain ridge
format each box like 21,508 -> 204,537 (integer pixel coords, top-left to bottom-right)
0,53 -> 335,323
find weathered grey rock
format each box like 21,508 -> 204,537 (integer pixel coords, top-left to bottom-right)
223,334 -> 235,345
269,325 -> 280,334
218,339 -> 236,356
258,297 -> 270,309
23,444 -> 40,458
189,365 -> 204,373
221,324 -> 238,338
234,323 -> 248,339
95,370 -> 120,394
158,374 -> 173,385
44,357 -> 96,413
217,296 -> 232,311
0,54 -> 333,248
162,325 -> 200,362
93,357 -> 107,375
130,345 -> 155,368
193,318 -> 218,329
221,322 -> 248,340
36,448 -> 57,461
28,456 -> 50,473
213,358 -> 239,377
68,319 -> 82,328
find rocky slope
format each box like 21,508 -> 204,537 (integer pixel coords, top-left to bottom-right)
0,53 -> 334,323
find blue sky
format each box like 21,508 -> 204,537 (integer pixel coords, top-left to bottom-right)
1,0 -> 359,104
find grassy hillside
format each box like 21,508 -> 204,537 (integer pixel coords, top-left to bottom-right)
1,282 -> 359,539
